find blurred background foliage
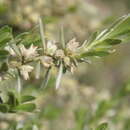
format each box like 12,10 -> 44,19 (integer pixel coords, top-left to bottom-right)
0,0 -> 130,130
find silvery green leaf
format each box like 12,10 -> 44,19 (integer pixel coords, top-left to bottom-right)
88,31 -> 98,44
56,62 -> 63,89
39,17 -> 46,52
98,14 -> 130,40
40,67 -> 51,88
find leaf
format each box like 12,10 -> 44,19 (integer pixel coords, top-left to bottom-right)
7,92 -> 19,107
98,14 -> 130,40
15,28 -> 41,46
0,50 -> 9,60
0,26 -> 12,47
98,39 -> 122,46
88,32 -> 98,44
96,123 -> 108,130
0,104 -> 9,113
10,43 -> 21,56
21,95 -> 36,103
39,17 -> 46,52
56,62 -> 63,89
74,108 -> 87,130
41,67 -> 51,88
0,62 -> 8,72
14,103 -> 36,112
95,100 -> 112,118
80,51 -> 110,57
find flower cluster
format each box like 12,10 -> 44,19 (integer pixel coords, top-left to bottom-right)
5,44 -> 38,80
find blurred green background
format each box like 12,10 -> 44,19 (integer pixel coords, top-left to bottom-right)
0,0 -> 130,130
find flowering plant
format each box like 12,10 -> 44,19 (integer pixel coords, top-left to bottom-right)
0,14 -> 130,113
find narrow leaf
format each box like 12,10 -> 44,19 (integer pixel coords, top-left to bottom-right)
56,62 -> 63,89
14,103 -> 36,112
0,26 -> 12,47
41,67 -> 51,88
99,39 -> 121,46
98,14 -> 130,40
80,51 -> 110,57
7,92 -> 19,107
88,32 -> 98,44
21,95 -> 36,103
10,43 -> 21,56
0,50 -> 9,60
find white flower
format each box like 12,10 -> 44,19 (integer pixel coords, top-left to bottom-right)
19,44 -> 38,60
47,40 -> 57,55
19,65 -> 34,80
5,46 -> 16,56
40,56 -> 53,68
55,49 -> 65,58
66,38 -> 79,52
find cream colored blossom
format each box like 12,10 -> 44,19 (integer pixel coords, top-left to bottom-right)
70,64 -> 76,74
64,57 -> 70,66
66,38 -> 79,52
5,46 -> 16,56
55,49 -> 65,58
40,56 -> 53,68
19,44 -> 38,60
19,65 -> 34,80
47,40 -> 57,55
